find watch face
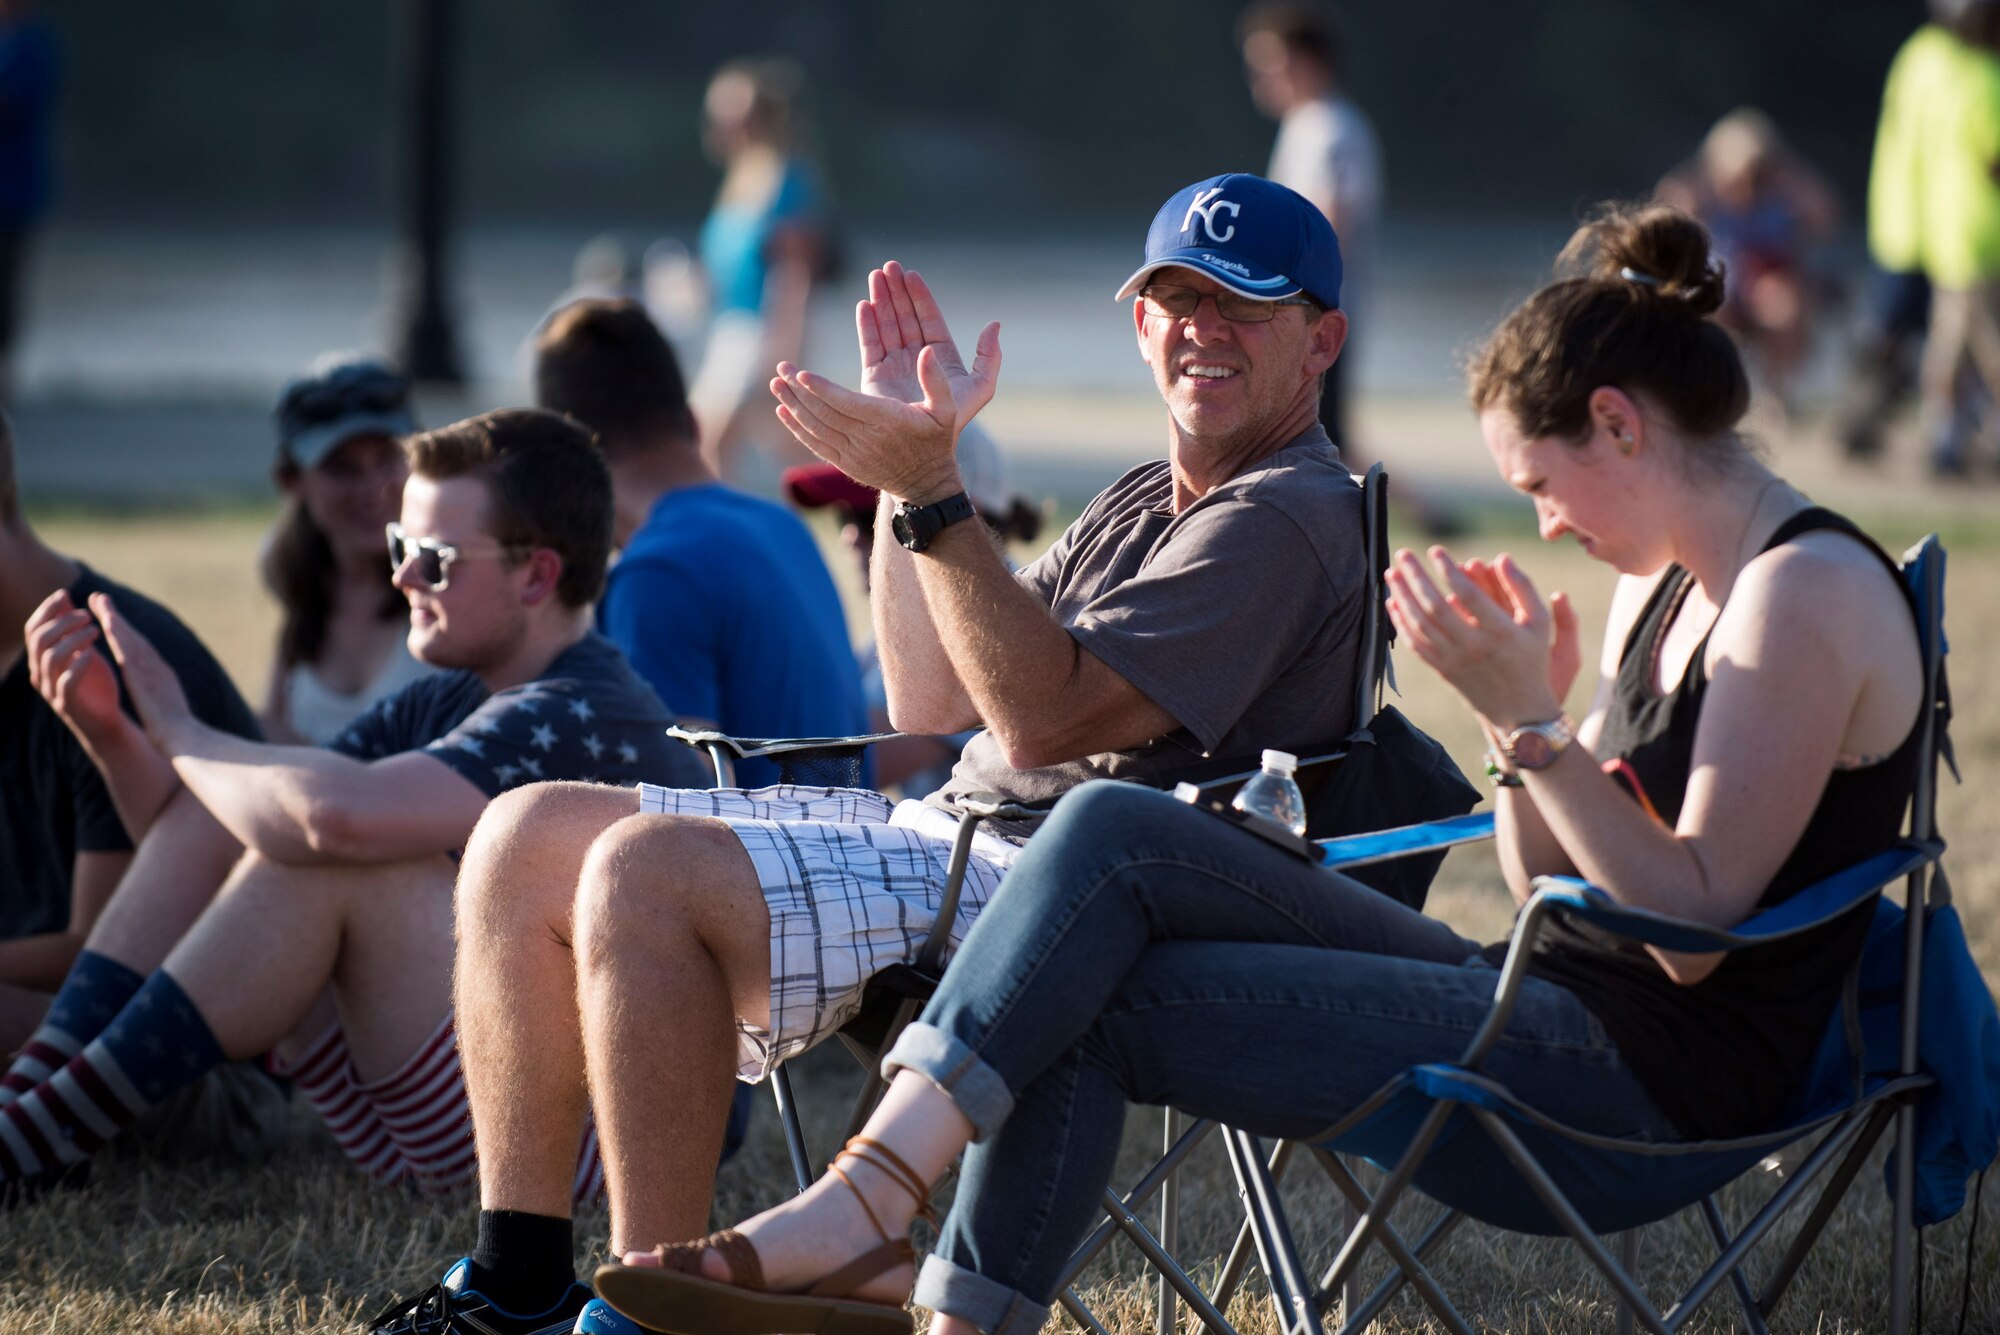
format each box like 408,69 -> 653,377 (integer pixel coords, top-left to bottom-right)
1510,731 -> 1555,770
891,507 -> 921,551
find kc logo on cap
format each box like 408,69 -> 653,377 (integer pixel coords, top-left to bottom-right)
1114,173 -> 1343,311
1182,187 -> 1241,244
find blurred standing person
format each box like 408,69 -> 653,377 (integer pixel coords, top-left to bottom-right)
1241,3 -> 1457,534
1865,0 -> 2000,476
0,0 -> 55,402
1656,109 -> 1839,417
262,354 -> 433,744
682,57 -> 833,485
1241,4 -> 1378,457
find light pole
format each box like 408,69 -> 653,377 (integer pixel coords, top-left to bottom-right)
393,0 -> 465,385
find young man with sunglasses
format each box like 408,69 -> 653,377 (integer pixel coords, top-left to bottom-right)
372,174 -> 1372,1335
0,409 -> 706,1202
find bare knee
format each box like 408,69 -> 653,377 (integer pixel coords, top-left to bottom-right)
457,781 -> 641,937
572,816 -> 752,971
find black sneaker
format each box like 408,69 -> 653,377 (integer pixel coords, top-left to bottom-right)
366,1257 -> 590,1334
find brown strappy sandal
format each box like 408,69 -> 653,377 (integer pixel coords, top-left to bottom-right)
593,1135 -> 934,1335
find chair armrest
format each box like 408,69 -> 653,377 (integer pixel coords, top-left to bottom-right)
1523,840 -> 1937,955
1315,812 -> 1497,870
664,725 -> 905,759
1456,839 -> 1938,1072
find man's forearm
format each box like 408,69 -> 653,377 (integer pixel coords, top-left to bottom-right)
158,717 -> 372,863
906,519 -> 1140,768
872,491 -> 980,733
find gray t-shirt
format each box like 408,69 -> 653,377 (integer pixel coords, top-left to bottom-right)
933,427 -> 1367,835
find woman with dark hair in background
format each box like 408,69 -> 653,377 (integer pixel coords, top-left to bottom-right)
591,204 -> 1925,1335
261,352 -> 431,744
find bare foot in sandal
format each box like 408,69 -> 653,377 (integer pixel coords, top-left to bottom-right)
598,1075 -> 977,1334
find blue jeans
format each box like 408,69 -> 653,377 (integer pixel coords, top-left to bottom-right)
881,782 -> 1677,1335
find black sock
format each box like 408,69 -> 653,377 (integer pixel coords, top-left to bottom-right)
467,1209 -> 576,1315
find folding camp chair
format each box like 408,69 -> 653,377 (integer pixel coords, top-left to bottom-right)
1111,533 -> 1994,1335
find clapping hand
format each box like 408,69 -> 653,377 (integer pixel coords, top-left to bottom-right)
88,593 -> 195,750
1385,547 -> 1580,730
770,261 -> 1001,503
25,588 -> 128,747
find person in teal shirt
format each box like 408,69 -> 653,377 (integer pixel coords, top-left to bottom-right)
686,57 -> 834,484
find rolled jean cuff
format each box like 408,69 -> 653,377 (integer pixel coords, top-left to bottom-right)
879,1021 -> 1013,1142
914,1254 -> 1050,1335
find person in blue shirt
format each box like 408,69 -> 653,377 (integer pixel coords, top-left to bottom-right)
0,0 -> 56,396
532,297 -> 870,789
0,409 -> 703,1202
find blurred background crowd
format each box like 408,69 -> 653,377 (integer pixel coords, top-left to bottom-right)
2,0 -> 1994,511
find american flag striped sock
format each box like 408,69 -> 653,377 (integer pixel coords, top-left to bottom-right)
0,970 -> 222,1180
0,950 -> 144,1103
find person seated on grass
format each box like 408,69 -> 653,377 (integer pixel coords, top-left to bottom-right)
0,408 -> 706,1202
368,173 -> 1373,1335
583,203 -> 1930,1335
0,408 -> 288,1156
259,352 -> 436,745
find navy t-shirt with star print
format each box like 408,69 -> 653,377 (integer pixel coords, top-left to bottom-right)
325,631 -> 708,794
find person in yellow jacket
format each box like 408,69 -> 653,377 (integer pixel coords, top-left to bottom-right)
1870,0 -> 2000,474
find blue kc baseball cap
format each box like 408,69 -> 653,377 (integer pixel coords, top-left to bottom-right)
1113,173 -> 1343,311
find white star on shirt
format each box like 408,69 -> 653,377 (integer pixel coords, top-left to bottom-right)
583,733 -> 604,759
567,697 -> 595,723
521,756 -> 544,778
457,737 -> 485,759
494,763 -> 521,786
618,741 -> 639,765
530,723 -> 557,752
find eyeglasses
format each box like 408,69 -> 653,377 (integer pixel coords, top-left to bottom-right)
1139,283 -> 1322,324
386,522 -> 534,591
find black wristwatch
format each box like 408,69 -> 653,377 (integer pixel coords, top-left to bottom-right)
891,492 -> 977,553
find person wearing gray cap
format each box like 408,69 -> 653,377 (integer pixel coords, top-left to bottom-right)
261,352 -> 433,744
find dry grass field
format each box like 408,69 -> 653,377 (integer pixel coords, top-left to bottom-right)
3,487 -> 1997,1333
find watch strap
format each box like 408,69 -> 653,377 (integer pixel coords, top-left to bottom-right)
895,492 -> 977,553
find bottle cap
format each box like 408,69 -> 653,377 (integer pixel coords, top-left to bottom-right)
1260,749 -> 1298,771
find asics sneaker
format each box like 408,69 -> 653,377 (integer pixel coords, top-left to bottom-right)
572,1297 -> 659,1333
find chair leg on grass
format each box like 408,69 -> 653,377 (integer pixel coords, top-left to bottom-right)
1312,1150 -> 1471,1335
1614,1231 -> 1639,1335
768,1064 -> 814,1193
1889,1101 -> 1919,1335
1225,1130 -> 1327,1335
1661,1109 -> 1879,1328
1696,1199 -> 1770,1335
1474,1110 -> 1674,1335
1755,1105 -> 1894,1313
1160,1107 -> 1183,1335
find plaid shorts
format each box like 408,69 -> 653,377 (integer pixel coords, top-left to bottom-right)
635,784 -> 1025,1079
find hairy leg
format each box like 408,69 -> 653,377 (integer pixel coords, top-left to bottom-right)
163,850 -> 456,1070
574,813 -> 771,1254
456,781 -> 640,1219
84,786 -> 243,973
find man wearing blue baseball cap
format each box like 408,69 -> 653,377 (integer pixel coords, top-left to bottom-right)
384,174 -> 1372,1335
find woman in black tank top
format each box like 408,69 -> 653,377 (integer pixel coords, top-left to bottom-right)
1386,206 -> 1926,1138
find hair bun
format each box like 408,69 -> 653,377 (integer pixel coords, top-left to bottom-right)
1559,202 -> 1728,318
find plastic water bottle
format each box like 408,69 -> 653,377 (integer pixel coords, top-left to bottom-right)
1231,749 -> 1308,838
